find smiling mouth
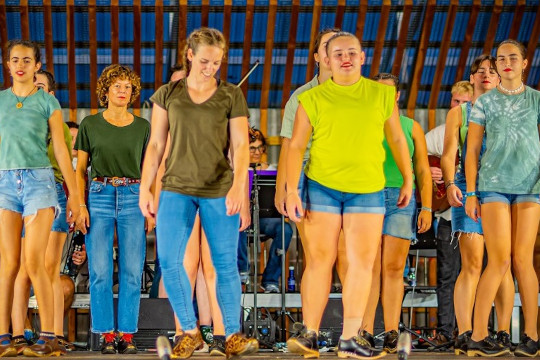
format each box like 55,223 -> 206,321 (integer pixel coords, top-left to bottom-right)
504,68 -> 512,72
16,71 -> 24,75
482,80 -> 491,83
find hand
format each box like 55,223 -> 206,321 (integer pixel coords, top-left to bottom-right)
66,197 -> 80,225
430,166 -> 444,184
274,184 -> 288,216
145,216 -> 156,234
417,209 -> 432,234
239,202 -> 251,231
225,184 -> 243,216
286,192 -> 304,223
447,184 -> 463,207
76,207 -> 90,234
72,244 -> 87,266
139,187 -> 155,219
465,196 -> 481,222
397,181 -> 413,209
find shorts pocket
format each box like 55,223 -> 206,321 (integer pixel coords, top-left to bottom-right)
28,169 -> 54,183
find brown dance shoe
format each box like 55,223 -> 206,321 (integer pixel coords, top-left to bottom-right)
23,336 -> 63,357
172,331 -> 203,359
11,335 -> 29,355
0,335 -> 17,357
225,333 -> 259,359
57,336 -> 76,352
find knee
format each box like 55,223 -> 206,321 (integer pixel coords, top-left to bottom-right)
44,258 -> 59,280
1,257 -> 21,279
383,261 -> 406,279
512,255 -> 533,276
462,255 -> 483,277
306,251 -> 335,270
61,275 -> 75,307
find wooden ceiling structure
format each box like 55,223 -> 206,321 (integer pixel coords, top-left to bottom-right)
1,0 -> 540,138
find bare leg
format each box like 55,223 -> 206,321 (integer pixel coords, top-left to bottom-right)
493,267 -> 514,332
362,244 -> 381,334
335,231 -> 348,285
45,231 -> 68,336
11,239 -> 31,337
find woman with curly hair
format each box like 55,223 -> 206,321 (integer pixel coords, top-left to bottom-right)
75,64 -> 151,354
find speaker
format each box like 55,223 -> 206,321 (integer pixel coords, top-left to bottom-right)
88,298 -> 176,351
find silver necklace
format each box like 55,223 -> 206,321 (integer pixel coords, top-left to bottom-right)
498,82 -> 524,95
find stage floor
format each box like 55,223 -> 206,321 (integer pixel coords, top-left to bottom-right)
60,351 -> 517,359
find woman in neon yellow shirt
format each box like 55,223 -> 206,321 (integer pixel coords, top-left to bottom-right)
286,32 -> 413,359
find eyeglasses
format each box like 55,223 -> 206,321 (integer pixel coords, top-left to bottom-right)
249,145 -> 266,153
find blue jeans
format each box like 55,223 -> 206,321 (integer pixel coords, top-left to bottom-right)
237,218 -> 293,286
86,181 -> 146,334
157,191 -> 241,336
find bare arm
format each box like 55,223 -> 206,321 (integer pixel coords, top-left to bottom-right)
384,105 -> 413,208
441,105 -> 463,207
464,122 -> 484,222
411,121 -> 432,233
274,137 -> 290,215
226,116 -> 250,215
285,104 -> 311,222
75,150 -> 89,233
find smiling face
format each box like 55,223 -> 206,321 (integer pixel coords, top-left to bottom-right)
496,43 -> 527,82
8,45 -> 40,84
325,35 -> 365,81
470,59 -> 499,92
107,78 -> 133,108
187,44 -> 223,83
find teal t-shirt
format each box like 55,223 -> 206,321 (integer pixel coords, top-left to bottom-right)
383,115 -> 415,188
470,87 -> 540,194
0,88 -> 61,170
75,112 -> 150,179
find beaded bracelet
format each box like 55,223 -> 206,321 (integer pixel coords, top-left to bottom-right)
445,182 -> 455,189
464,192 -> 477,198
420,206 -> 432,213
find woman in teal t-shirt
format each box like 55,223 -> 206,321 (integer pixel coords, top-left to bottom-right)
465,39 -> 540,357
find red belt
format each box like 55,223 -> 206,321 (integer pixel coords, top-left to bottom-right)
93,177 -> 141,187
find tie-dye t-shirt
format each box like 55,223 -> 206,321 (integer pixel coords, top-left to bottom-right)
469,86 -> 540,194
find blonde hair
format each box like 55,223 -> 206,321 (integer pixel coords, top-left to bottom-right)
183,27 -> 227,74
96,64 -> 141,107
451,80 -> 473,98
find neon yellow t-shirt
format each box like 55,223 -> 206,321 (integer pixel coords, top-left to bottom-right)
298,77 -> 395,193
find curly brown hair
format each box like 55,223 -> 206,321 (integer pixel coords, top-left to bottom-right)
96,64 -> 141,107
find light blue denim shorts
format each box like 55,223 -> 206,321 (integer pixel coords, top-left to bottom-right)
303,178 -> 385,215
382,187 -> 417,240
452,180 -> 483,234
51,182 -> 69,233
479,191 -> 540,206
0,169 -> 58,217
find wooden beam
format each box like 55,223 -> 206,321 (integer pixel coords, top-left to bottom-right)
133,0 -> 141,109
201,0 -> 209,27
220,0 -> 232,79
370,0 -> 391,78
525,3 -> 540,84
454,0 -> 480,82
508,0 -> 525,39
111,0 -> 119,64
177,0 -> 187,65
482,0 -> 503,55
20,0 -> 29,40
334,0 -> 346,29
354,0 -> 368,45
305,0 -> 321,82
259,0 -> 277,136
66,0 -> 77,119
0,0 -> 11,87
155,0 -> 164,89
240,0 -> 255,97
406,0 -> 435,119
391,0 -> 412,75
281,0 -> 299,109
427,0 -> 458,130
43,0 -> 54,73
88,0 -> 98,112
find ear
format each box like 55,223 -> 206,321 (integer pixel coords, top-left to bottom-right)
522,59 -> 528,70
469,73 -> 474,85
187,48 -> 194,62
324,55 -> 330,67
314,52 -> 320,64
359,50 -> 366,66
396,91 -> 400,102
35,61 -> 42,72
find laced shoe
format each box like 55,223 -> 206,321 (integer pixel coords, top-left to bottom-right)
100,332 -> 117,355
57,336 -> 76,352
383,330 -> 398,354
11,335 -> 29,355
466,336 -> 510,357
514,334 -> 538,357
117,333 -> 137,354
359,331 -> 375,348
172,331 -> 203,359
454,330 -> 472,355
337,335 -> 387,359
0,334 -> 17,357
224,333 -> 258,359
210,336 -> 226,356
23,335 -> 63,357
495,331 -> 513,353
201,326 -> 214,345
287,329 -> 319,358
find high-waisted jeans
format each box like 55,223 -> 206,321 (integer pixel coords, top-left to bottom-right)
157,191 -> 241,336
86,181 -> 146,334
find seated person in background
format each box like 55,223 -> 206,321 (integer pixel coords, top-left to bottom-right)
238,129 -> 293,293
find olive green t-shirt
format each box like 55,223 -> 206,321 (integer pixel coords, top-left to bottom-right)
150,78 -> 249,197
47,122 -> 73,183
75,112 -> 150,179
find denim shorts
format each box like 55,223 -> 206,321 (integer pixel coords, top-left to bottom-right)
51,182 -> 69,233
452,180 -> 483,234
382,187 -> 417,240
0,169 -> 58,217
303,178 -> 385,215
479,191 -> 540,205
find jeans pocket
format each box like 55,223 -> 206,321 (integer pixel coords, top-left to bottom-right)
128,183 -> 140,195
89,181 -> 105,193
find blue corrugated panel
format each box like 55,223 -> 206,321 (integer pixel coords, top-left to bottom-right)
51,12 -> 66,42
296,11 -> 312,43
208,12 -> 224,30
429,12 -> 445,42
97,48 -> 112,66
342,10 -> 357,33
320,11 -> 336,29
451,11 -> 469,42
253,10 -> 267,43
141,12 -> 154,42
380,47 -> 395,73
29,10 -> 44,41
472,11 -> 491,41
274,12 -> 290,43
364,13 -> 380,42
247,89 -> 260,107
187,10 -> 202,33
369,0 -> 383,5
230,12 -> 246,42
75,12 -> 90,42
7,11 -> 22,39
119,12 -> 133,42
517,11 -> 535,42
385,12 -> 398,41
56,89 -> 67,105
481,0 -> 494,5
227,64 -> 242,84
494,12 -> 512,41
96,12 -> 111,42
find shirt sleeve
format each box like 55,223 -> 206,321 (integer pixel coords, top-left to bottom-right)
298,91 -> 317,128
74,117 -> 91,153
47,95 -> 61,118
280,95 -> 299,139
469,96 -> 486,127
382,85 -> 396,121
150,83 -> 170,110
229,86 -> 249,119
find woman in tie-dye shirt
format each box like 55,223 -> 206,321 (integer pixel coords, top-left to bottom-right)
465,39 -> 540,357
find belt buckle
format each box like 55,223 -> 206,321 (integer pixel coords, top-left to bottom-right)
110,177 -> 125,187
